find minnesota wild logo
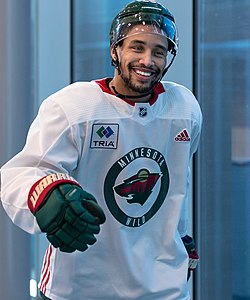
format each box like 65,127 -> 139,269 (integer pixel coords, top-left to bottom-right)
104,147 -> 170,227
114,168 -> 161,205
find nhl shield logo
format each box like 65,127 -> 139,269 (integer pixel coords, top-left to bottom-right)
139,107 -> 147,117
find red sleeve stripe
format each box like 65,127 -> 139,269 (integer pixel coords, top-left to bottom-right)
40,244 -> 53,296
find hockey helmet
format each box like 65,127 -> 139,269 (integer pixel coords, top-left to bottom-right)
109,0 -> 178,55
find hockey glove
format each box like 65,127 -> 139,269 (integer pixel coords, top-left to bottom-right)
28,174 -> 106,252
181,235 -> 199,280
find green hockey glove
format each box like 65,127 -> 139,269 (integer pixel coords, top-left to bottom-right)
28,174 -> 105,252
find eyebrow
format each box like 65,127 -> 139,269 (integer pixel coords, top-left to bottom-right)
129,39 -> 168,52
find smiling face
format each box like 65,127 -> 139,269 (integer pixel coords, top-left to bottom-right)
111,25 -> 169,100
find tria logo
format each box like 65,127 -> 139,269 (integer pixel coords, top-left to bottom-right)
96,126 -> 114,138
175,129 -> 190,142
90,123 -> 119,149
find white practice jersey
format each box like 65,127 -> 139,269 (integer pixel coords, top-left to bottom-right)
1,78 -> 202,300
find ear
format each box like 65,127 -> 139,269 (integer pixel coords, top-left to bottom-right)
110,45 -> 118,61
110,45 -> 120,72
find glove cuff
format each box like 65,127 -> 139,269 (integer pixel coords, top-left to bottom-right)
188,249 -> 199,270
28,173 -> 80,214
181,235 -> 199,270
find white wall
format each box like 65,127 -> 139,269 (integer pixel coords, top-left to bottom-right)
33,0 -> 71,105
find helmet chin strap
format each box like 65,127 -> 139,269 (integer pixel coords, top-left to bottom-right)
161,52 -> 176,78
110,85 -> 154,100
111,46 -> 176,100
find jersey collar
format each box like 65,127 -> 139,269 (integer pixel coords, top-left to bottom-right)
95,78 -> 165,106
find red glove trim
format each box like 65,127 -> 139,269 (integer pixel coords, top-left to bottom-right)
188,249 -> 199,270
28,173 -> 80,214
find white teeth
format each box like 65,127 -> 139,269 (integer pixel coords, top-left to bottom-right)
135,70 -> 151,77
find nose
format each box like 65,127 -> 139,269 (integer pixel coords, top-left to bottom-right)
139,50 -> 154,67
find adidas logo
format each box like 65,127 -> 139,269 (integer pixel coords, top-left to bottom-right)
175,129 -> 190,142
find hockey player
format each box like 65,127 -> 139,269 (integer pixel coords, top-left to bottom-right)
0,1 -> 201,299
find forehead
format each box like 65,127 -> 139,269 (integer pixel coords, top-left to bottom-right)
122,24 -> 169,48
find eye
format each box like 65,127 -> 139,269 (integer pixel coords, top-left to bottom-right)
154,50 -> 166,58
131,45 -> 144,52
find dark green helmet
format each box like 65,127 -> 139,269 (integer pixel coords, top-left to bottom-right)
110,0 -> 178,55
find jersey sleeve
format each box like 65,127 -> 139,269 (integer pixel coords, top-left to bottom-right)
178,93 -> 202,237
178,164 -> 192,237
0,98 -> 80,234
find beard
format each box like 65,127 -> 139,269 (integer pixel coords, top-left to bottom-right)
120,63 -> 162,94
